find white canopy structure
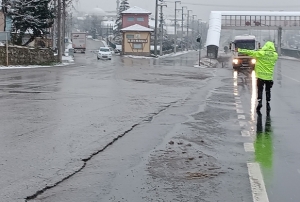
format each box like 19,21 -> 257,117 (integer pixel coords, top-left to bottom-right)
206,11 -> 300,48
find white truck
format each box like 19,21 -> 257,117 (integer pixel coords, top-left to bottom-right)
71,32 -> 86,53
230,35 -> 261,70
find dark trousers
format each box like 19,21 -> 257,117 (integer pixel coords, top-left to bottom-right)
257,78 -> 273,102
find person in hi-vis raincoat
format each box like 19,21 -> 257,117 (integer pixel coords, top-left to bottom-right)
238,41 -> 278,113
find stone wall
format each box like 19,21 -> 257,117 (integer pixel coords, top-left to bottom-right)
0,46 -> 56,66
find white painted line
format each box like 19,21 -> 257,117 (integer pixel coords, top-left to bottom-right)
238,115 -> 246,119
239,121 -> 247,128
244,143 -> 255,152
282,74 -> 300,83
241,130 -> 250,137
247,163 -> 269,202
236,100 -> 242,104
236,104 -> 243,109
235,97 -> 241,100
237,109 -> 244,114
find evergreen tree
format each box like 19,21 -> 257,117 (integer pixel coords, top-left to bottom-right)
8,0 -> 55,46
113,0 -> 130,44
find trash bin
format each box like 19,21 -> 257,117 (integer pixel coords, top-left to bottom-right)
69,48 -> 74,57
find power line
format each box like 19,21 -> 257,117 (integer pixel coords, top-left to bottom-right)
164,1 -> 300,8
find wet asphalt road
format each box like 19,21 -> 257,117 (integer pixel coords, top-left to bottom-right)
0,40 -> 299,202
234,58 -> 300,202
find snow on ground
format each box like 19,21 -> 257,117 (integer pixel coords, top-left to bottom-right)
124,55 -> 153,59
124,50 -> 196,59
0,63 -> 72,70
157,50 -> 196,58
62,55 -> 74,63
194,58 -> 218,68
0,56 -> 74,70
101,40 -> 108,47
279,56 -> 300,61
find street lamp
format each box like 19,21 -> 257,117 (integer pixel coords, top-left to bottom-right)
174,1 -> 181,53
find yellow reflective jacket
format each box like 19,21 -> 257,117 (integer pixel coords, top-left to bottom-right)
238,41 -> 278,80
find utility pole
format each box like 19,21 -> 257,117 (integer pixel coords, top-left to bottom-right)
154,0 -> 159,56
181,6 -> 186,51
52,0 -> 57,50
116,0 -> 120,14
57,0 -> 62,63
186,10 -> 192,50
158,3 -> 167,56
198,19 -> 203,49
174,1 -> 181,53
62,0 -> 66,55
192,15 -> 197,50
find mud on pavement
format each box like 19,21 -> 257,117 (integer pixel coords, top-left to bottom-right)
146,73 -> 253,202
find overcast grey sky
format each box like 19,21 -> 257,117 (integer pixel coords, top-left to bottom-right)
76,0 -> 300,20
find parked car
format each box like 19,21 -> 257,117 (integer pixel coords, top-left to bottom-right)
97,47 -> 112,60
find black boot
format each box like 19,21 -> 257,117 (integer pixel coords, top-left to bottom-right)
266,102 -> 271,113
256,101 -> 263,112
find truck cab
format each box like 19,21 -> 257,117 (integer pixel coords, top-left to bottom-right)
230,35 -> 260,70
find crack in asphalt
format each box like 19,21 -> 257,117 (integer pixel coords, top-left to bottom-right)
25,102 -> 177,201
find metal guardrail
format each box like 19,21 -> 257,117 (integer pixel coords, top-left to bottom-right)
281,48 -> 300,59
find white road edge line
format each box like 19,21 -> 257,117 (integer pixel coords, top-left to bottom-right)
238,115 -> 246,119
282,74 -> 300,83
247,163 -> 270,202
237,109 -> 244,114
241,130 -> 250,137
244,143 -> 255,152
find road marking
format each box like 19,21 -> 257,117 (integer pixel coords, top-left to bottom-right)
247,163 -> 269,202
237,109 -> 244,114
297,169 -> 300,174
236,100 -> 242,104
235,96 -> 241,100
282,74 -> 300,83
238,115 -> 246,119
236,104 -> 243,109
244,143 -> 255,152
241,130 -> 250,137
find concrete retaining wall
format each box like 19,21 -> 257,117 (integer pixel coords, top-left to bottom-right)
0,46 -> 56,66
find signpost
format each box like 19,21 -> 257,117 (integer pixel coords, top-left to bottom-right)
197,36 -> 202,66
